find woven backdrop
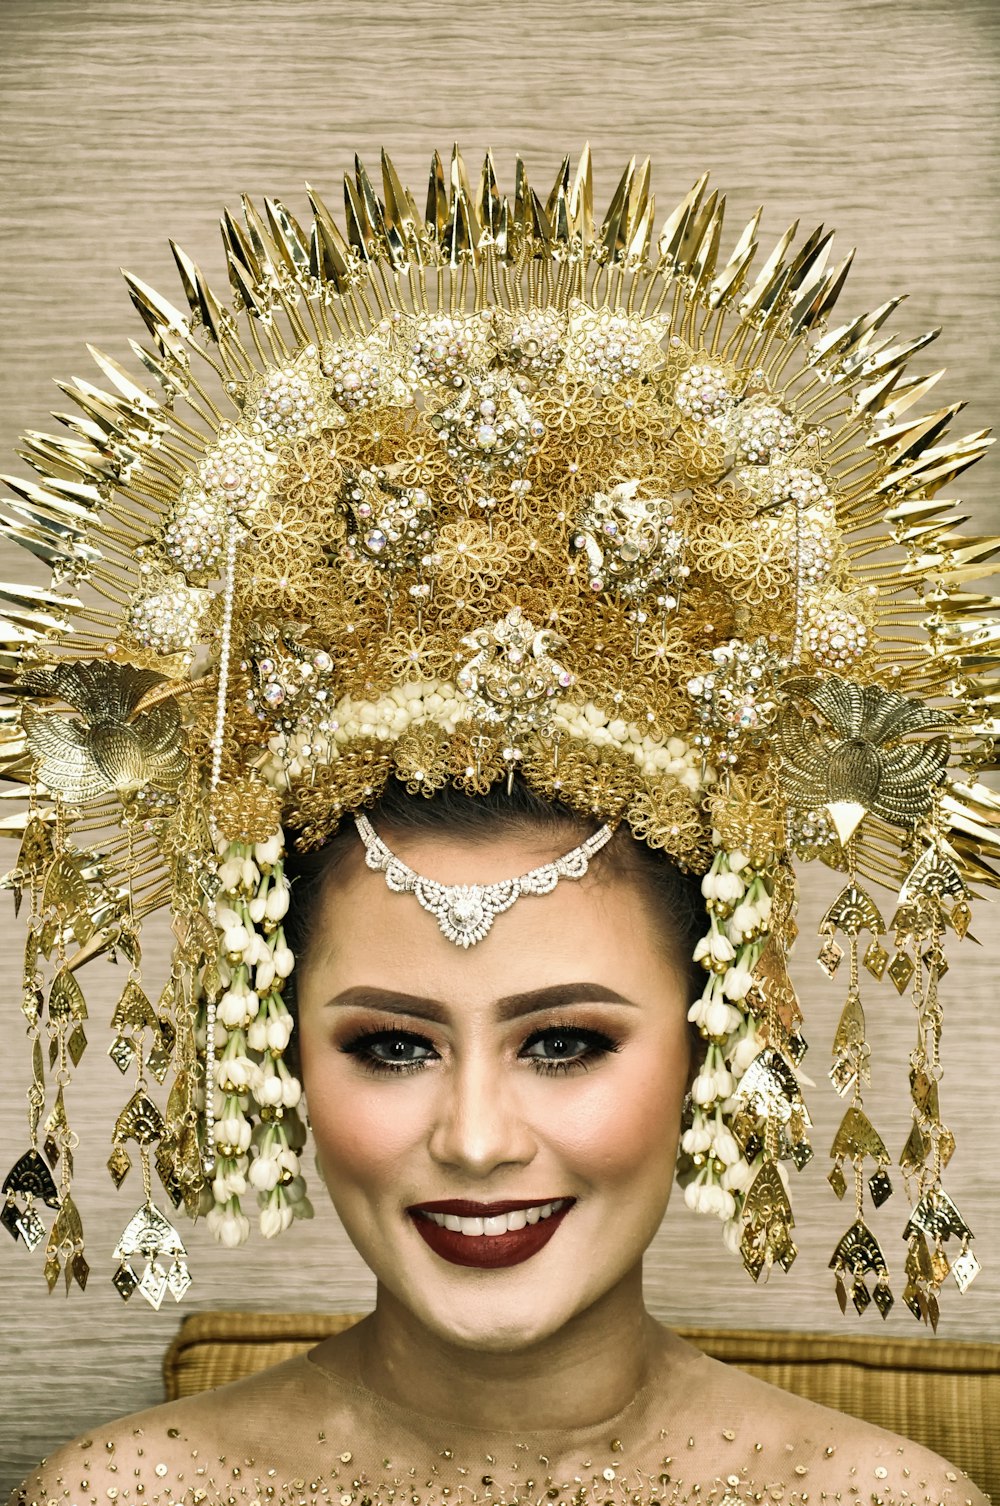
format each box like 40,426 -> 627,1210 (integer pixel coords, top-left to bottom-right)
1,0 -> 998,1490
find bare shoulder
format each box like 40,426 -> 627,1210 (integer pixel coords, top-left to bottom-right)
8,1354 -> 321,1506
663,1338 -> 991,1505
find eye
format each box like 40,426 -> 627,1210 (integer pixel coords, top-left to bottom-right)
340,1028 -> 438,1075
519,1024 -> 619,1075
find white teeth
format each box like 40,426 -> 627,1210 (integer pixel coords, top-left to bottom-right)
422,1199 -> 567,1236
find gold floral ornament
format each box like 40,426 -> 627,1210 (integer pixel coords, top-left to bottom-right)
457,607 -> 575,733
571,481 -> 688,602
20,663 -> 188,803
776,678 -> 952,846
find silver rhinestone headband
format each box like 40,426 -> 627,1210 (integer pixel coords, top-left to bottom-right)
353,812 -> 616,947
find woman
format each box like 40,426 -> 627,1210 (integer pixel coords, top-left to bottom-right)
3,150 -> 996,1502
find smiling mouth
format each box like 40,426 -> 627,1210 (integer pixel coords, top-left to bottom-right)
408,1198 -> 575,1268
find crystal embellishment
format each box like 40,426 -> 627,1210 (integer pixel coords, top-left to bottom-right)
355,812 -> 615,947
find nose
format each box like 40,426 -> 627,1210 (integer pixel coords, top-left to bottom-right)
427,1047 -> 537,1177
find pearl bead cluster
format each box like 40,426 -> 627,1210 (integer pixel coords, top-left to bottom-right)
250,362 -> 323,440
804,593 -> 870,671
126,579 -> 211,656
321,334 -> 390,410
728,399 -> 800,467
164,482 -> 227,580
408,311 -> 493,386
565,305 -> 666,386
200,427 -> 276,525
498,309 -> 566,377
673,361 -> 738,425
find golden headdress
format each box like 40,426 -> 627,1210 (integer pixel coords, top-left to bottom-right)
1,149 -> 997,1323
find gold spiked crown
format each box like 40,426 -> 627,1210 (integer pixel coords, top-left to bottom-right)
0,148 -> 996,1323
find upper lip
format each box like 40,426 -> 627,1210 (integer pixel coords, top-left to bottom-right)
408,1198 -> 574,1217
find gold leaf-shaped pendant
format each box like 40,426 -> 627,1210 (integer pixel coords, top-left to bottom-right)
110,977 -> 156,1033
821,883 -> 886,939
48,967 -> 88,1023
41,855 -> 89,918
830,1104 -> 889,1164
113,1090 -> 165,1147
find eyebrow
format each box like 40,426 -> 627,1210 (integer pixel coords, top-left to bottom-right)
323,982 -> 638,1023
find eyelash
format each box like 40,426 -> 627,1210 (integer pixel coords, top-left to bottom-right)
339,1023 -> 621,1078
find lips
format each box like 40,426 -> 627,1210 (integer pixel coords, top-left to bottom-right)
408,1197 -> 575,1268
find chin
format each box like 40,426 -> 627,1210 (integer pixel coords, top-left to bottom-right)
406,1288 -> 585,1353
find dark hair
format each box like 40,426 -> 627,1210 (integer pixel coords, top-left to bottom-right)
281,777 -> 707,1073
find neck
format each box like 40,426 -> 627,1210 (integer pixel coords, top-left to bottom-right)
350,1264 -> 660,1434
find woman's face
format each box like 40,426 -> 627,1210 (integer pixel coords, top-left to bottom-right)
296,826 -> 693,1352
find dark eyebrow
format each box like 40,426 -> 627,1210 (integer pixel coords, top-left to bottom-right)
324,982 -> 637,1023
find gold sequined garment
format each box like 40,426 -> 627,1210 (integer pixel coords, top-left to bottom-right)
8,1328 -> 989,1506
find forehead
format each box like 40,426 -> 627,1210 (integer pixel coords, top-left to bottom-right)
296,828 -> 682,1007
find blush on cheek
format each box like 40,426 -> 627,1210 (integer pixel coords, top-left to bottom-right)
547,1061 -> 683,1179
308,1090 -> 417,1184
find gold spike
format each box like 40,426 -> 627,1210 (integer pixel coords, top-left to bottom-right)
599,155 -> 636,262
477,150 -> 504,249
426,150 -> 449,246
706,208 -> 761,311
568,144 -> 594,253
264,197 -> 312,278
381,149 -> 424,266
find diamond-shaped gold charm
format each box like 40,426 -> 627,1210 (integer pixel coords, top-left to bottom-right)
951,1248 -> 981,1293
872,1280 -> 894,1319
108,1035 -> 135,1073
44,1253 -> 60,1291
71,1251 -> 90,1290
868,1167 -> 893,1208
930,1247 -> 951,1285
817,936 -> 844,978
829,1056 -> 857,1098
887,951 -> 915,994
107,1144 -> 132,1188
951,900 -> 972,939
138,1260 -> 168,1311
852,1278 -> 872,1314
16,1205 -> 46,1251
166,1258 -> 192,1302
862,939 -> 888,980
112,1261 -> 138,1300
828,1162 -> 847,1200
146,1041 -> 171,1084
67,1024 -> 88,1067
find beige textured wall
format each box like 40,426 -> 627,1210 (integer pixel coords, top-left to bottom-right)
1,0 -> 999,1489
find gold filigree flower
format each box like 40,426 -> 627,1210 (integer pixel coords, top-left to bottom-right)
21,663 -> 188,803
777,677 -> 952,845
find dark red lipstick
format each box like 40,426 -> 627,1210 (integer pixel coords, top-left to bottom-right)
408,1198 -> 575,1269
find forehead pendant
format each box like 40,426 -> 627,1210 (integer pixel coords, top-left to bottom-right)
354,812 -> 615,947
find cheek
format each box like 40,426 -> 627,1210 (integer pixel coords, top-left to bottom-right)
303,1052 -> 428,1189
539,1039 -> 688,1185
